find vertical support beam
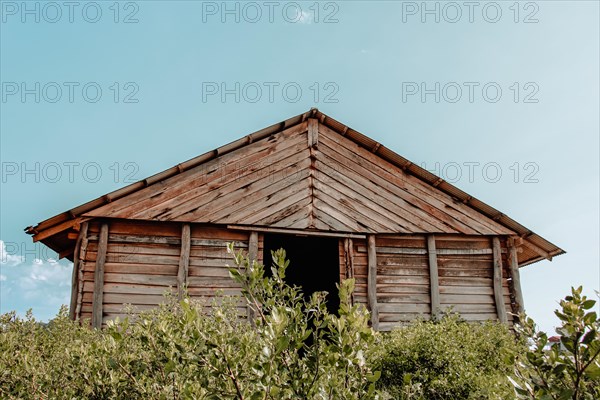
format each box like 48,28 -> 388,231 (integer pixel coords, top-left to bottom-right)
177,224 -> 191,299
75,222 -> 89,322
492,237 -> 508,324
508,237 -> 525,315
308,118 -> 318,148
248,231 -> 258,261
92,223 -> 109,329
69,222 -> 88,320
367,235 -> 379,330
247,231 -> 259,324
426,235 -> 440,319
344,238 -> 355,305
347,238 -> 354,280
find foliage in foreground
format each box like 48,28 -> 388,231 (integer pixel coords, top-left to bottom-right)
0,246 -> 379,399
1,239 -> 599,400
511,286 -> 600,400
371,313 -> 521,400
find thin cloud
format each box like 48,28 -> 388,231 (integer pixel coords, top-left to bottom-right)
0,239 -> 72,319
0,240 -> 25,266
298,10 -> 313,24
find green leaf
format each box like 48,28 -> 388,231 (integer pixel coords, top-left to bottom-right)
583,362 -> 600,379
582,300 -> 596,310
584,312 -> 598,326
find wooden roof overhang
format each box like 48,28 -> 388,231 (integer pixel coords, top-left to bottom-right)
25,109 -> 565,266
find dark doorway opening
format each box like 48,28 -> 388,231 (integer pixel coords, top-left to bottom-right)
262,234 -> 340,314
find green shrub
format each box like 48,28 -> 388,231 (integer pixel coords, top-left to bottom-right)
371,313 -> 520,400
0,246 -> 380,399
511,286 -> 600,400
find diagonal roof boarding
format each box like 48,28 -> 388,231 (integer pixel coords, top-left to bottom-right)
25,109 -> 565,266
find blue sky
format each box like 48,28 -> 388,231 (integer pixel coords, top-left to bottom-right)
0,0 -> 598,333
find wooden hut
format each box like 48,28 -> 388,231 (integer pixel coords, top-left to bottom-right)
25,109 -> 564,330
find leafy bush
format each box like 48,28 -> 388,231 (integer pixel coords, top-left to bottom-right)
371,313 -> 520,400
5,243 -> 596,400
511,286 -> 600,400
0,246 -> 380,399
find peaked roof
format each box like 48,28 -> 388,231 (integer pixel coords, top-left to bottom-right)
26,109 -> 564,266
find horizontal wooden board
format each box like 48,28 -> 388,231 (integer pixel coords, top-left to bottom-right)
82,303 -> 157,313
439,268 -> 493,278
377,293 -> 431,303
377,266 -> 429,276
89,234 -> 181,246
86,252 -> 181,266
86,272 -> 178,286
83,292 -> 169,305
188,258 -> 233,268
379,313 -> 431,323
105,220 -> 182,237
84,262 -> 178,276
439,285 -> 494,295
188,266 -> 231,278
377,284 -> 430,294
187,276 -> 241,287
91,282 -> 176,296
378,303 -> 431,313
439,294 -> 495,304
190,226 -> 250,241
88,242 -> 181,256
378,276 -> 430,285
377,256 -> 428,268
375,236 -> 426,248
437,258 -> 493,269
439,303 -> 496,313
187,287 -> 242,296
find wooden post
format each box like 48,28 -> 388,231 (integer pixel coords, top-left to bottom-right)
92,223 -> 109,329
308,118 -> 318,148
492,237 -> 508,324
248,231 -> 258,261
508,237 -> 525,315
69,222 -> 88,320
347,238 -> 354,280
344,238 -> 355,305
427,235 -> 440,319
367,235 -> 379,330
247,231 -> 259,323
177,224 -> 191,299
75,222 -> 89,322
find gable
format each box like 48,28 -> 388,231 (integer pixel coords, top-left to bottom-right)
26,109 -> 564,266
81,119 -> 512,236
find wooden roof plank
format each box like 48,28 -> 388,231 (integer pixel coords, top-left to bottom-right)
314,154 -> 444,233
139,147 -> 311,222
319,127 -> 511,235
86,121 -> 308,219
316,143 -> 463,233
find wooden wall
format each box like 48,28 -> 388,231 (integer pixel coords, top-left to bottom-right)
72,219 -> 521,330
80,220 -> 181,325
339,234 -> 519,331
76,220 -> 258,327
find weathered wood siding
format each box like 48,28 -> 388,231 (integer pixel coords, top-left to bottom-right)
372,236 -> 431,331
339,234 -> 514,331
81,220 -> 180,325
77,220 -> 259,327
436,236 -> 511,323
186,225 -> 255,316
340,238 -> 368,306
76,218 -> 515,330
